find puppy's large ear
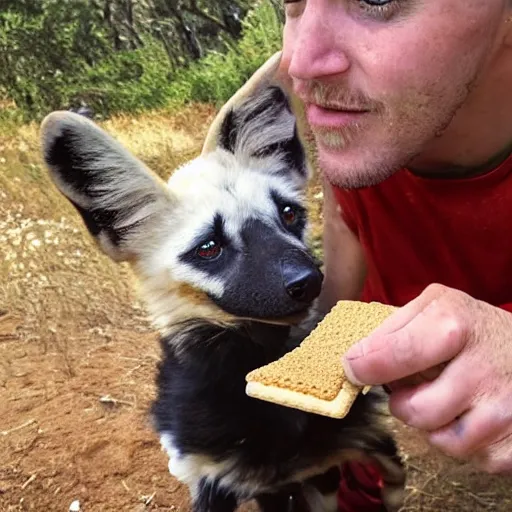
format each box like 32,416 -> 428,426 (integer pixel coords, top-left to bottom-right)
40,111 -> 174,262
202,52 -> 310,182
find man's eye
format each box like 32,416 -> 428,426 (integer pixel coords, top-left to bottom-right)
358,0 -> 400,19
283,0 -> 305,17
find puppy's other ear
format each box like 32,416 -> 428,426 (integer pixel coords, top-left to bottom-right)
218,85 -> 307,180
40,111 -> 174,262
201,52 -> 309,183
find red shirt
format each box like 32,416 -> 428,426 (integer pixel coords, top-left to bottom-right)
333,154 -> 512,313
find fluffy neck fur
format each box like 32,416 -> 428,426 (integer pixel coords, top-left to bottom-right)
165,318 -> 294,360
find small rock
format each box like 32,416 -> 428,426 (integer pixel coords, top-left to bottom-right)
69,499 -> 81,512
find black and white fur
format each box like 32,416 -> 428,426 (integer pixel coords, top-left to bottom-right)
40,69 -> 405,512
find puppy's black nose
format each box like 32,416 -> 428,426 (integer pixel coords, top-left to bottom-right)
283,265 -> 323,303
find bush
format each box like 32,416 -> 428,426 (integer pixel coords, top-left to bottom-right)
0,3 -> 111,121
65,41 -> 175,118
0,1 -> 284,121
168,1 -> 283,107
65,1 -> 284,117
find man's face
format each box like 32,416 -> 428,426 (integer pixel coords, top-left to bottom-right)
281,0 -> 509,188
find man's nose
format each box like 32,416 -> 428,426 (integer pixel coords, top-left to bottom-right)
284,2 -> 351,82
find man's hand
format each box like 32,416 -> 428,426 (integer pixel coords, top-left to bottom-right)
342,283 -> 512,474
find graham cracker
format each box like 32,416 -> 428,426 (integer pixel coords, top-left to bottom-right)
245,300 -> 396,419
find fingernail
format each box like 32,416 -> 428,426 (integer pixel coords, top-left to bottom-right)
342,357 -> 364,386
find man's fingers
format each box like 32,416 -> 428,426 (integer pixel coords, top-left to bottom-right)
388,361 -> 477,431
343,298 -> 468,385
386,363 -> 446,392
353,283 -> 451,342
429,399 -> 512,460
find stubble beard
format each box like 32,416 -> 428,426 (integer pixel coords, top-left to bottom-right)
311,74 -> 481,190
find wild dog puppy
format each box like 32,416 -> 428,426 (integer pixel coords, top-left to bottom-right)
40,53 -> 405,512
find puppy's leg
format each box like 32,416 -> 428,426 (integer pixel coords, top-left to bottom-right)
192,478 -> 238,512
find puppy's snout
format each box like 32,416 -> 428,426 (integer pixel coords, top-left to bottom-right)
281,253 -> 323,303
285,268 -> 322,302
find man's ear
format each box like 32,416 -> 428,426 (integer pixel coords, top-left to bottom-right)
40,111 -> 174,262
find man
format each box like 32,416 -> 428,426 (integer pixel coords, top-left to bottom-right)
278,0 -> 512,509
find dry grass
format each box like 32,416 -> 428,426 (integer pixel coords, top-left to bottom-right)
0,102 -> 218,237
100,103 -> 217,178
0,102 -> 217,211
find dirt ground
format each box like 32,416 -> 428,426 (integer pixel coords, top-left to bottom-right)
1,107 -> 512,512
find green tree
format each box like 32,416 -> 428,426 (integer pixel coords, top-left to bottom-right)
0,0 -> 283,120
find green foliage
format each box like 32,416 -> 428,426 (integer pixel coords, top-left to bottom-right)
0,0 -> 111,119
66,40 -> 175,117
0,0 -> 284,121
0,101 -> 25,134
167,1 -> 283,107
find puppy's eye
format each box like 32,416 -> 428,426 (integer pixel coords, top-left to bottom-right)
281,205 -> 297,226
196,240 -> 222,260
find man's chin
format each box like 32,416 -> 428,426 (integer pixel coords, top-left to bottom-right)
315,141 -> 404,190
